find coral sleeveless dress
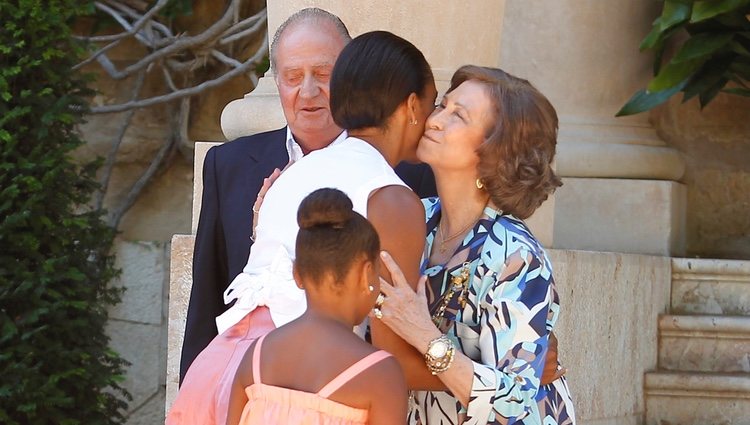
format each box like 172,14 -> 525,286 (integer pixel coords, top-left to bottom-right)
239,335 -> 392,425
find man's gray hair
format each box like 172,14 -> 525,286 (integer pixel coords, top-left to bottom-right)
270,8 -> 351,72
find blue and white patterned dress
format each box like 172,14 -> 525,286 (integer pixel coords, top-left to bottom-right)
408,198 -> 576,425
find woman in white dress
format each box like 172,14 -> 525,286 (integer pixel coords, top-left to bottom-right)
168,30 -> 441,425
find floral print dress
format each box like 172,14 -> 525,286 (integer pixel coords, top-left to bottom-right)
407,198 -> 576,425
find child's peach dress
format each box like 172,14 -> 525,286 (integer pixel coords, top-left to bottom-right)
239,334 -> 393,425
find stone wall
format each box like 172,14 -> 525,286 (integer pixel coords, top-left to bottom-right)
164,244 -> 672,425
107,239 -> 170,424
549,250 -> 671,425
652,93 -> 750,260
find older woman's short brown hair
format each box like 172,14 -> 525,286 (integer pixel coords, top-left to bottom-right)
448,65 -> 562,219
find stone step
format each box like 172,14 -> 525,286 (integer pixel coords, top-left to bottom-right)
645,371 -> 750,425
658,315 -> 750,373
671,258 -> 750,316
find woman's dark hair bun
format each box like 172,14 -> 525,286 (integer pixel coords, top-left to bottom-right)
297,188 -> 354,230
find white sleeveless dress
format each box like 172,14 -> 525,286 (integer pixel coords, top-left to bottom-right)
216,137 -> 407,333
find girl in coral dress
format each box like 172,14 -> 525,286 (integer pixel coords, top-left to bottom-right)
225,188 -> 407,425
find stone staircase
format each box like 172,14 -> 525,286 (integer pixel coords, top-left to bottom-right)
645,258 -> 750,425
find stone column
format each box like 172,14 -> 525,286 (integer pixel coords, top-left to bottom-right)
500,0 -> 686,255
220,0 -> 686,256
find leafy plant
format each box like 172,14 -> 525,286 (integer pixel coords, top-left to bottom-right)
161,0 -> 194,19
618,0 -> 750,116
0,1 -> 130,424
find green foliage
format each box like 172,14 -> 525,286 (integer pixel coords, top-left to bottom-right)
0,1 -> 130,424
618,0 -> 750,116
255,54 -> 271,77
161,0 -> 194,19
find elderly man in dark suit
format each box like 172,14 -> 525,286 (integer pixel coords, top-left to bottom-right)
179,8 -> 435,382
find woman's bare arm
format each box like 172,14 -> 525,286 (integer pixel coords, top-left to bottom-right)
367,186 -> 445,390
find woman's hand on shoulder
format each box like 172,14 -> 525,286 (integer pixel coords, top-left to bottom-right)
251,161 -> 292,240
375,252 -> 439,354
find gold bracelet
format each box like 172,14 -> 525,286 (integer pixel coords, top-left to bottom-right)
424,335 -> 455,375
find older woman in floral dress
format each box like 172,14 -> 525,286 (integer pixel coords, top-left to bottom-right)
374,65 -> 576,424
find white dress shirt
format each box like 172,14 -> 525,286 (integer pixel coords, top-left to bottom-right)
285,127 -> 348,163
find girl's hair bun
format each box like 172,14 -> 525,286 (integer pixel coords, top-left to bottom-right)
295,187 -> 380,286
297,188 -> 354,230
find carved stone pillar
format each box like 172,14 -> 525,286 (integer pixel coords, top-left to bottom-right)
500,0 -> 686,255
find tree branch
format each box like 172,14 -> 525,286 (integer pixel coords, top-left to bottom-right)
108,125 -> 176,229
90,35 -> 268,113
74,0 -> 170,70
220,9 -> 267,45
104,0 -> 173,41
165,57 -> 201,73
219,8 -> 266,41
95,67 -> 148,211
93,1 -> 153,47
161,65 -> 178,92
211,49 -> 243,69
77,0 -> 270,231
88,0 -> 242,80
175,96 -> 192,160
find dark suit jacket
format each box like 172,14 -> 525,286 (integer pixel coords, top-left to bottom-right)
180,128 -> 436,382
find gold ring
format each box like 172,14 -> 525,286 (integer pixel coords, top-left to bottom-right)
373,307 -> 383,319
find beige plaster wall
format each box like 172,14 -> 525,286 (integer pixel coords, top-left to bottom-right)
552,178 -> 687,256
268,0 -> 505,82
496,0 -> 684,183
166,235 -> 194,411
496,0 -> 691,256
